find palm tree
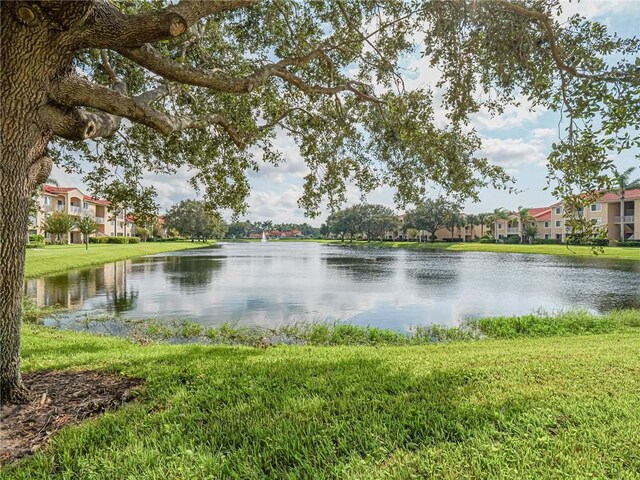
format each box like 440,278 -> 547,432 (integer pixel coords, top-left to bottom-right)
465,214 -> 478,242
488,208 -> 510,243
523,224 -> 539,245
611,167 -> 640,241
477,212 -> 489,238
517,206 -> 531,244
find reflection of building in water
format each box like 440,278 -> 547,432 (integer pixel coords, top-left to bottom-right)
25,261 -> 135,312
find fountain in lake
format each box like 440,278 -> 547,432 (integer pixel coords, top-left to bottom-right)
261,231 -> 267,242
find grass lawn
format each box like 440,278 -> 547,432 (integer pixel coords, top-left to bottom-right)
3,324 -> 640,479
326,240 -> 640,260
24,242 -> 214,278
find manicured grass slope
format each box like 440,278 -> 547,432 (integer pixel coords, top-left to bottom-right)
24,242 -> 213,278
328,240 -> 640,260
5,326 -> 640,479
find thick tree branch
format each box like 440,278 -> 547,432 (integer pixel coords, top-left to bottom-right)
490,0 -> 638,84
40,104 -> 122,140
28,156 -> 53,189
49,77 -> 244,147
116,44 -> 383,102
78,0 -> 259,48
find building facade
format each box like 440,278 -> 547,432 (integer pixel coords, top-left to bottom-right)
30,185 -> 134,243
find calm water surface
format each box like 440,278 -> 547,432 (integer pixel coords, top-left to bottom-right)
26,242 -> 640,331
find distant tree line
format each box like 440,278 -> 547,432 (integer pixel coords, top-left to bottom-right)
323,199 -> 551,244
226,220 -> 321,238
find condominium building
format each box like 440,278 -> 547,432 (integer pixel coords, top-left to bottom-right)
550,189 -> 640,243
30,185 -> 134,243
384,189 -> 640,245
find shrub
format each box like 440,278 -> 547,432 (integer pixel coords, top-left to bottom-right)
479,237 -> 493,244
128,237 -> 140,244
107,236 -> 129,244
504,235 -> 520,244
29,234 -> 44,243
89,236 -> 109,243
619,240 -> 640,248
532,238 -> 561,244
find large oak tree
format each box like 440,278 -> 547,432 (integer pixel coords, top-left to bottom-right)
1,0 -> 638,403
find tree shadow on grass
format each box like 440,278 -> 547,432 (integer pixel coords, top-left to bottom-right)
6,347 -> 521,478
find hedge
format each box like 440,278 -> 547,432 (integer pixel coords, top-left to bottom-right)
88,236 -> 140,244
619,240 -> 640,248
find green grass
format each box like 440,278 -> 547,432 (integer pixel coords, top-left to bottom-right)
24,242 -> 214,278
4,316 -> 640,478
326,240 -> 640,260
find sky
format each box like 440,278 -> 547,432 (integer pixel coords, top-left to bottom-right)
51,0 -> 640,226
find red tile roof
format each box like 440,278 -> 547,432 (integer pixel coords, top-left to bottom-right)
43,184 -> 112,205
83,195 -> 111,206
43,185 -> 75,194
600,189 -> 640,202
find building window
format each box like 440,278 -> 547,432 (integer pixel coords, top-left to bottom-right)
498,224 -> 503,229
544,221 -> 550,228
44,197 -> 50,206
591,218 -> 602,225
555,207 -> 562,215
544,234 -> 551,239
83,201 -> 89,209
577,207 -> 584,214
591,203 -> 602,212
555,221 -> 562,227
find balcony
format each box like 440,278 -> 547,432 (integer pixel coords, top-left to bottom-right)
70,206 -> 82,214
614,216 -> 635,223
56,205 -> 65,212
507,227 -> 520,235
95,216 -> 105,224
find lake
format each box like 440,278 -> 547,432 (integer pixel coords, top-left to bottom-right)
26,242 -> 640,331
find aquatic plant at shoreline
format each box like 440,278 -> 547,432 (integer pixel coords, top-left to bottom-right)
45,308 -> 640,347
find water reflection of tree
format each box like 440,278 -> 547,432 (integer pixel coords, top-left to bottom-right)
323,256 -> 395,283
104,261 -> 138,314
105,289 -> 139,314
591,292 -> 640,312
163,256 -> 224,289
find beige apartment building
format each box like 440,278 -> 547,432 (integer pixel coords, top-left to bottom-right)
550,189 -> 640,243
384,189 -> 640,245
30,184 -> 134,243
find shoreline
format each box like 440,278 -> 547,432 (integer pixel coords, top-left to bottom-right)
24,241 -> 215,278
320,239 -> 640,260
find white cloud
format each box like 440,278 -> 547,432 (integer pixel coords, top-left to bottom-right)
479,136 -> 549,172
471,97 -> 544,131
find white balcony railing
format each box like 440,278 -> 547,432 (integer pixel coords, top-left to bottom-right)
614,216 -> 635,223
56,205 -> 65,212
507,227 -> 519,234
95,216 -> 105,224
70,206 -> 81,214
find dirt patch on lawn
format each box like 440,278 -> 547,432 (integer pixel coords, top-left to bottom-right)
0,371 -> 143,463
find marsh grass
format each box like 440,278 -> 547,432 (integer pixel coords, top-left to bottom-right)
58,309 -> 640,347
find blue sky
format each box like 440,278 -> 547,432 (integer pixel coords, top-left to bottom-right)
52,0 -> 639,225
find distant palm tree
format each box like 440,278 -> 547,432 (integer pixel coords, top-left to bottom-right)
477,212 -> 489,238
611,167 -> 640,241
523,224 -> 539,245
517,206 -> 532,244
488,208 -> 510,243
465,214 -> 479,242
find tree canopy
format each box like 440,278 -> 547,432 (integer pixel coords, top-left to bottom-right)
164,200 -> 227,240
2,0 -> 640,402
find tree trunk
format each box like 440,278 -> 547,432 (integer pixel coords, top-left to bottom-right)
1,2 -> 74,403
0,179 -> 33,403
